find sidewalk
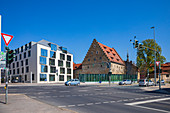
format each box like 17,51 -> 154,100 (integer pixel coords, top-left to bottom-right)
0,94 -> 75,113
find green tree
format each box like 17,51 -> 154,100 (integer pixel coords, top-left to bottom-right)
137,39 -> 166,75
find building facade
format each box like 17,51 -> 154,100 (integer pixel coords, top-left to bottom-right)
73,63 -> 82,79
9,40 -> 73,83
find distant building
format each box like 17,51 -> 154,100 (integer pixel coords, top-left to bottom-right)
161,62 -> 170,82
81,39 -> 125,74
9,40 -> 73,83
73,63 -> 82,79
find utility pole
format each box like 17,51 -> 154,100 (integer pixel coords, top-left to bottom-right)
159,62 -> 161,90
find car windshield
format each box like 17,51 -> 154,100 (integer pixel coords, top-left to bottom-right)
139,80 -> 144,82
123,80 -> 126,81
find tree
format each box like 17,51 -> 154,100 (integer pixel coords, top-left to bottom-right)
137,39 -> 166,75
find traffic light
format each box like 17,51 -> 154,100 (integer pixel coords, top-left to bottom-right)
5,47 -> 15,67
134,40 -> 139,48
138,43 -> 143,50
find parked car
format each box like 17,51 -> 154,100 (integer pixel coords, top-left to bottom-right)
157,80 -> 165,84
119,80 -> 132,85
139,79 -> 154,86
65,79 -> 80,86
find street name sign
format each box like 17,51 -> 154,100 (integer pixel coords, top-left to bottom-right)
1,33 -> 13,46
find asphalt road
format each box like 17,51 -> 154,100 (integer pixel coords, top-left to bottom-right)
0,84 -> 170,113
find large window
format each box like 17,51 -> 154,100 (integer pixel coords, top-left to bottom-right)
50,66 -> 56,73
67,76 -> 71,81
60,68 -> 65,74
49,59 -> 55,65
40,74 -> 47,81
67,68 -> 71,74
17,62 -> 19,67
13,69 -> 15,74
49,74 -> 55,81
19,54 -> 22,60
13,63 -> 15,68
51,44 -> 57,51
21,61 -> 23,66
60,53 -> 65,60
29,42 -> 31,49
17,68 -> 19,74
66,62 -> 70,67
59,75 -> 64,81
41,65 -> 48,72
26,59 -> 28,65
24,52 -> 26,58
26,66 -> 29,73
50,51 -> 56,58
58,60 -> 63,66
22,67 -> 24,73
15,56 -> 17,61
67,55 -> 71,61
28,50 -> 31,57
40,57 -> 46,64
41,49 -> 48,57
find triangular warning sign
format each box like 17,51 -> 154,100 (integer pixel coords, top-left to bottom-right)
156,61 -> 160,67
1,33 -> 13,46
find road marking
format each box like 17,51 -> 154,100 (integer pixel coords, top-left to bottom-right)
103,101 -> 109,104
86,103 -> 93,105
133,105 -> 170,113
78,95 -> 83,96
59,91 -> 70,93
59,96 -> 65,97
95,102 -> 101,104
46,96 -> 51,98
77,104 -> 85,106
125,97 -> 170,106
94,89 -> 102,91
158,101 -> 170,105
110,101 -> 115,103
58,106 -> 66,108
78,90 -> 88,92
68,105 -> 76,107
117,100 -> 122,102
123,99 -> 128,101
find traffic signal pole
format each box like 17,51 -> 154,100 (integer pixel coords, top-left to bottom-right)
5,49 -> 9,104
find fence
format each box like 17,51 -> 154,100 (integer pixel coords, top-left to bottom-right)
79,74 -> 137,82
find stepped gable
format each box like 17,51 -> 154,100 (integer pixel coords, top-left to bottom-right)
98,42 -> 125,65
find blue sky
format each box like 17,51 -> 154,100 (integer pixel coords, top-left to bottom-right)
0,0 -> 170,63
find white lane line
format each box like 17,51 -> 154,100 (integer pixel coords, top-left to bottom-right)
53,96 -> 58,97
87,103 -> 93,105
110,101 -> 115,103
78,90 -> 88,92
68,105 -> 76,107
125,97 -> 170,106
77,104 -> 85,106
158,101 -> 170,105
59,91 -> 70,93
95,102 -> 101,104
59,96 -> 65,97
46,96 -> 51,98
117,100 -> 122,102
58,106 -> 66,108
94,89 -> 102,91
133,105 -> 170,113
103,101 -> 109,104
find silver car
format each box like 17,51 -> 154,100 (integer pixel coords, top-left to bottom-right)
119,80 -> 132,85
139,79 -> 154,86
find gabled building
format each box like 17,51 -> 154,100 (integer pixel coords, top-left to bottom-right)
81,39 -> 125,74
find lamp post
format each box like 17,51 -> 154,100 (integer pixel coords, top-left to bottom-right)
151,26 -> 156,86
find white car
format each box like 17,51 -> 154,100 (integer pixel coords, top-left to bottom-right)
139,79 -> 154,86
119,80 -> 132,85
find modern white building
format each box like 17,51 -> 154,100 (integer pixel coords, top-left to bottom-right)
9,40 -> 73,83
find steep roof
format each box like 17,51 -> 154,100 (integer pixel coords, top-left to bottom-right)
97,41 -> 125,65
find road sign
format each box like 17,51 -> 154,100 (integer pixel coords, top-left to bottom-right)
1,33 -> 13,46
156,61 -> 160,67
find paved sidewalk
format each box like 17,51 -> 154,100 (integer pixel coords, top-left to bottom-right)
0,94 -> 75,113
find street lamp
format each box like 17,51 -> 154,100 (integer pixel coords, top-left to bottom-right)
151,26 -> 156,86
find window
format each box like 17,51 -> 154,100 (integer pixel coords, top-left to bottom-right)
111,57 -> 114,60
9,65 -> 11,69
51,44 -> 57,51
40,74 -> 47,81
67,68 -> 71,74
50,66 -> 56,73
66,62 -> 70,67
41,65 -> 48,72
96,51 -> 98,54
117,59 -> 119,61
21,46 -> 23,52
100,57 -> 102,60
9,70 -> 11,74
15,56 -> 17,61
94,58 -> 96,61
93,45 -> 96,48
58,60 -> 63,66
50,51 -> 56,58
17,62 -> 19,67
67,76 -> 71,81
60,68 -> 65,74
13,69 -> 15,74
21,61 -> 23,66
49,59 -> 55,65
104,47 -> 107,49
113,53 -> 116,56
17,68 -> 19,74
29,42 -> 31,49
32,74 -> 34,80
41,49 -> 48,57
91,52 -> 93,54
24,52 -> 26,58
166,75 -> 169,77
40,57 -> 46,64
25,44 -> 27,51
59,75 -> 64,81
25,75 -> 27,81
67,55 -> 71,61
88,59 -> 90,61
26,59 -> 28,65
26,66 -> 29,73
49,74 -> 55,81
28,51 -> 31,57
22,67 -> 24,73
60,53 -> 65,60
13,63 -> 15,68
19,54 -> 22,60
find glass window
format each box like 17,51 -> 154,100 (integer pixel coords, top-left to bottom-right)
49,74 -> 55,81
21,61 -> 23,66
49,59 -> 55,65
17,62 -> 19,67
19,54 -> 22,60
50,66 -> 56,73
67,55 -> 71,61
51,44 -> 57,51
32,74 -> 34,80
67,68 -> 71,74
29,42 -> 31,49
22,67 -> 24,73
59,75 -> 64,81
41,65 -> 48,72
40,74 -> 47,81
50,51 -> 56,58
15,56 -> 17,61
60,68 -> 65,74
24,52 -> 26,58
67,76 -> 71,81
13,69 -> 15,74
26,59 -> 28,65
166,75 -> 169,77
58,60 -> 63,66
88,59 -> 90,61
26,66 -> 29,73
25,44 -> 27,51
41,49 -> 48,57
40,57 -> 46,64
13,63 -> 15,68
60,53 -> 65,60
17,68 -> 19,74
28,51 -> 31,57
66,62 -> 70,67
21,46 -> 23,52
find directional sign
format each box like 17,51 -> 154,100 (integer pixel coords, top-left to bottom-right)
1,33 -> 13,46
156,61 -> 160,67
